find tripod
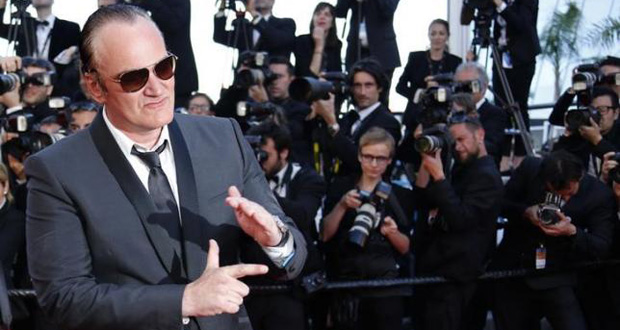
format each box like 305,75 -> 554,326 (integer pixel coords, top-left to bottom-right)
470,13 -> 535,160
5,0 -> 35,58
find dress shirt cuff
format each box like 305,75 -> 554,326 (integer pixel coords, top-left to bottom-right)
496,2 -> 507,13
261,233 -> 295,268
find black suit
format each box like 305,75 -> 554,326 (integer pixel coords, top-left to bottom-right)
479,100 -> 508,165
329,104 -> 401,178
25,113 -> 307,330
492,0 -> 541,156
136,0 -> 199,107
335,0 -> 401,73
414,155 -> 503,330
492,157 -> 615,330
277,98 -> 315,168
213,14 -> 296,59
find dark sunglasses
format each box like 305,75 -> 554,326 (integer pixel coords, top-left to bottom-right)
447,110 -> 480,125
107,53 -> 177,93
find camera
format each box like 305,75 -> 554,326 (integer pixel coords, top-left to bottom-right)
415,130 -> 449,154
236,101 -> 280,126
453,79 -> 483,95
289,72 -> 349,103
244,135 -> 268,164
0,73 -> 21,95
564,107 -> 601,132
349,181 -> 392,248
571,64 -> 601,106
600,72 -> 620,87
2,112 -> 34,133
538,192 -> 563,225
609,152 -> 620,183
234,51 -> 275,89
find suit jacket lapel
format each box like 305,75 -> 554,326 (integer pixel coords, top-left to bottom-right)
89,112 -> 177,275
168,119 -> 207,280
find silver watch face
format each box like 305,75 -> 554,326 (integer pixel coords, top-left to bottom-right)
273,216 -> 289,233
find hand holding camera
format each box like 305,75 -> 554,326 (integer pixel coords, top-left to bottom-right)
380,216 -> 399,237
577,117 -> 603,145
339,189 -> 362,209
539,211 -> 577,237
421,150 -> 446,182
602,151 -> 620,183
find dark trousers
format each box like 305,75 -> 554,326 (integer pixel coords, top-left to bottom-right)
331,295 -> 403,330
245,293 -> 306,330
493,280 -> 587,330
494,60 -> 536,156
413,282 -> 476,330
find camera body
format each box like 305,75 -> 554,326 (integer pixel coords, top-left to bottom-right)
348,181 -> 392,248
289,72 -> 349,104
234,51 -> 275,89
244,135 -> 268,164
414,75 -> 454,155
236,101 -> 280,127
564,107 -> 601,132
538,192 -> 563,226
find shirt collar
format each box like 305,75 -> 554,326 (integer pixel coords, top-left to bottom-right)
356,102 -> 381,122
476,98 -> 486,111
39,15 -> 56,28
274,162 -> 289,184
102,107 -> 170,158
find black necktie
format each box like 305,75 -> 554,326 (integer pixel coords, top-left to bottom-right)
131,141 -> 184,268
36,20 -> 49,27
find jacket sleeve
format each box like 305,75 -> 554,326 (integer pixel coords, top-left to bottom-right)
499,0 -> 538,36
254,17 -> 296,56
549,90 -> 575,126
571,188 -> 615,261
277,171 -> 326,238
25,155 -> 186,330
374,0 -> 400,20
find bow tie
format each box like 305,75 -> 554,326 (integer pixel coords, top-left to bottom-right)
36,20 -> 50,27
266,175 -> 279,186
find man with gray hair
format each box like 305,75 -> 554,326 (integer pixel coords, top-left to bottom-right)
25,4 -> 307,330
454,62 -> 507,165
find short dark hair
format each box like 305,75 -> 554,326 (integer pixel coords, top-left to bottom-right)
541,150 -> 584,191
599,56 -> 620,68
592,86 -> 619,109
268,56 -> 294,77
246,121 -> 292,153
348,58 -> 388,102
22,57 -> 56,73
80,4 -> 155,73
188,92 -> 214,109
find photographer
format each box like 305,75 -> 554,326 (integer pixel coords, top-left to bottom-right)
244,122 -> 325,330
321,127 -> 410,330
552,86 -> 620,175
67,101 -> 100,133
549,56 -> 620,127
454,62 -> 508,165
186,92 -> 215,117
214,0 -> 296,59
413,114 -> 503,330
312,58 -> 401,179
267,56 -> 315,167
492,150 -> 615,330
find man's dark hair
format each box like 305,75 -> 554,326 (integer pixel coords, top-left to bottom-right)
246,121 -> 292,153
348,58 -> 389,103
541,150 -> 584,191
599,56 -> 620,69
268,56 -> 294,77
188,92 -> 214,109
80,4 -> 155,73
22,57 -> 56,73
592,86 -> 619,110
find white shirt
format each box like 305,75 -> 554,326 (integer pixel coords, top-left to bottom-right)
269,162 -> 302,198
252,14 -> 271,47
103,109 -> 294,266
36,15 -> 55,60
351,101 -> 381,133
476,98 -> 487,111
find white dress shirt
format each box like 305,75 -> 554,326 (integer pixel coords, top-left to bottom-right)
351,101 -> 381,134
36,15 -> 55,59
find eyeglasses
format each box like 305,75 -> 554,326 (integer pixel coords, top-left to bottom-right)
447,110 -> 480,125
595,105 -> 617,115
188,105 -> 211,111
360,153 -> 390,165
99,53 -> 177,93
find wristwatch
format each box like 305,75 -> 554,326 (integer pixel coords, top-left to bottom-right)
272,216 -> 290,247
327,122 -> 340,137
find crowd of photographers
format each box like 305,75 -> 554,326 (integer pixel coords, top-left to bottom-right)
0,1 -> 619,330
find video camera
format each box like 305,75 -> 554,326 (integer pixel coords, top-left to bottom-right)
538,192 -> 563,225
349,181 -> 392,248
234,51 -> 275,89
289,72 -> 349,104
244,135 -> 268,164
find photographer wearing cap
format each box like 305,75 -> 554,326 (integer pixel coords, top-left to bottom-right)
552,86 -> 620,176
321,127 -> 411,330
244,122 -> 325,330
413,114 -> 503,330
312,58 -> 401,179
214,0 -> 296,59
492,150 -> 615,330
453,62 -> 508,166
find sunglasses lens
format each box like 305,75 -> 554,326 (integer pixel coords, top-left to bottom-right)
154,55 -> 176,81
119,68 -> 149,93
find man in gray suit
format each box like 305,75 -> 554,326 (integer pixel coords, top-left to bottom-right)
25,5 -> 306,330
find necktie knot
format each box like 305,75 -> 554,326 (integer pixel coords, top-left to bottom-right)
131,141 -> 167,169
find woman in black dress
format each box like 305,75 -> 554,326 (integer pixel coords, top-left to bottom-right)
294,2 -> 342,77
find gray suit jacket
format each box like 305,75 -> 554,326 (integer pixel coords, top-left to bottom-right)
25,113 -> 307,330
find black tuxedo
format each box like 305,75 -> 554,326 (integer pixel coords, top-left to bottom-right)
492,156 -> 615,330
335,0 -> 401,72
136,0 -> 198,107
0,10 -> 80,62
25,113 -> 307,330
277,98 -> 315,168
329,104 -> 401,178
213,14 -> 296,59
478,100 -> 508,165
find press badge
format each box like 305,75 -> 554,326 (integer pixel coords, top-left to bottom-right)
502,52 -> 513,69
535,244 -> 546,270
